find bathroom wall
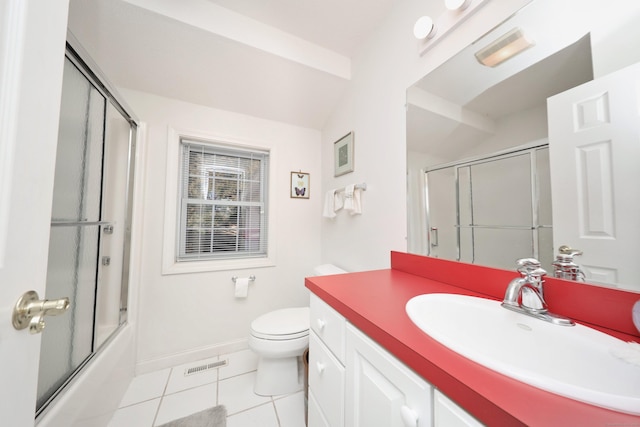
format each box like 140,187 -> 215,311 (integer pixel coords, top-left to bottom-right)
121,90 -> 323,371
320,0 -> 531,272
124,0 -> 535,371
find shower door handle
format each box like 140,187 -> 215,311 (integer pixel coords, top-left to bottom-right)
12,290 -> 70,334
430,227 -> 438,247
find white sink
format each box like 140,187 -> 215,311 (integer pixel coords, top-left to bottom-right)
405,293 -> 640,414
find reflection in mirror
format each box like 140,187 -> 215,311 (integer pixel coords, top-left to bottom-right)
426,144 -> 552,271
406,0 -> 640,291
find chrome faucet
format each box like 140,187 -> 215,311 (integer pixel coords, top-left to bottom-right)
501,258 -> 574,326
552,245 -> 585,281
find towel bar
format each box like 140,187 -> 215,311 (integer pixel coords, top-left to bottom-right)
336,183 -> 367,193
232,275 -> 256,283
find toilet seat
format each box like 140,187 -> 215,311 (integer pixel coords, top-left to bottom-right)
250,307 -> 309,341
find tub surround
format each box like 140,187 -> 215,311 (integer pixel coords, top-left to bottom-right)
305,251 -> 640,426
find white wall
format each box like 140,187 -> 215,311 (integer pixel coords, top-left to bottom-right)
121,90 -> 323,371
320,0 -> 531,271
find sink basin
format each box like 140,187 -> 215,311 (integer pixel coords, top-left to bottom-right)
406,293 -> 640,414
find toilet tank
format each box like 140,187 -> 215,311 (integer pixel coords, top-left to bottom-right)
313,264 -> 347,276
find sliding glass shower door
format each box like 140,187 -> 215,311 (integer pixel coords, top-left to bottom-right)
36,45 -> 136,416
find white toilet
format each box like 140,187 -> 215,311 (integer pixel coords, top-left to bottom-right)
248,264 -> 347,396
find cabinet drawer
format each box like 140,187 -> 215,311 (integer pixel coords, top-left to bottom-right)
309,332 -> 345,427
310,293 -> 346,363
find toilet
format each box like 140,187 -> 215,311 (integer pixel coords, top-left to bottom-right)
249,264 -> 347,396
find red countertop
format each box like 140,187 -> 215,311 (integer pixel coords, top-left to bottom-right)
305,252 -> 640,426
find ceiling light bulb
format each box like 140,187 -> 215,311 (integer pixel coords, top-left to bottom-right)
413,16 -> 436,40
445,0 -> 471,10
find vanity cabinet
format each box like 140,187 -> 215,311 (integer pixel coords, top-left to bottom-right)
309,293 -> 483,427
346,323 -> 433,427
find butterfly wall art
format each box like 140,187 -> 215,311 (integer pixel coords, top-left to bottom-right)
290,171 -> 310,199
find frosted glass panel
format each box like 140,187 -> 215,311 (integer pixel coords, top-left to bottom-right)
470,154 -> 532,227
94,103 -> 131,347
473,228 -> 534,270
51,60 -> 104,222
537,147 -> 553,226
426,167 -> 458,260
37,225 -> 99,409
426,145 -> 552,269
458,166 -> 472,226
538,227 -> 554,273
38,57 -> 106,413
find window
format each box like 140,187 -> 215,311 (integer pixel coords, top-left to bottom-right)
178,138 -> 269,262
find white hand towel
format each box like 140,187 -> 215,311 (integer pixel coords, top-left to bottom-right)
349,187 -> 362,215
343,185 -> 355,212
323,189 -> 343,218
334,190 -> 344,211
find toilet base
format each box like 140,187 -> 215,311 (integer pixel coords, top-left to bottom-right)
254,355 -> 303,396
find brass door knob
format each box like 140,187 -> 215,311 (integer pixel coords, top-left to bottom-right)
12,290 -> 70,334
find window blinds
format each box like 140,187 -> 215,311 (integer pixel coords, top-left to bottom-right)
178,139 -> 269,261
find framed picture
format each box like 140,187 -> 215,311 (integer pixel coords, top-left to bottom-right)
334,132 -> 354,177
291,171 -> 310,199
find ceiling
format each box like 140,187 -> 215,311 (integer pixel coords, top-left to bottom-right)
67,0 -> 397,129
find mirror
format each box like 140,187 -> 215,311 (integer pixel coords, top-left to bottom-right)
406,0 -> 640,291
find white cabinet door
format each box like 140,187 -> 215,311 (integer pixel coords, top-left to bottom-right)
309,332 -> 345,427
548,61 -> 640,290
308,391 -> 331,427
433,390 -> 484,427
346,324 -> 432,427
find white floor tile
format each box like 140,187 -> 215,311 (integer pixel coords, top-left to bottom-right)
108,399 -> 160,427
165,356 -> 219,395
119,369 -> 171,408
226,402 -> 279,427
218,371 -> 271,415
154,382 -> 217,426
107,350 -> 308,427
218,348 -> 258,380
275,392 -> 306,427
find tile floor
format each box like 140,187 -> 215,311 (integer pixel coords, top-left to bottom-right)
108,349 -> 306,427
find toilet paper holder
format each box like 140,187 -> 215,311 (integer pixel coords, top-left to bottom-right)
232,275 -> 256,283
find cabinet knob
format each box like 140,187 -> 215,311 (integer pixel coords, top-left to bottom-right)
400,405 -> 418,427
316,362 -> 325,375
316,318 -> 326,330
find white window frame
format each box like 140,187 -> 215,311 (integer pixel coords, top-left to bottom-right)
162,127 -> 276,275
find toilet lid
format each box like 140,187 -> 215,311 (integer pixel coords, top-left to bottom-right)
251,307 -> 309,340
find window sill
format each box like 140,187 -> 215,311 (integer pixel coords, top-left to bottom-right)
161,256 -> 275,275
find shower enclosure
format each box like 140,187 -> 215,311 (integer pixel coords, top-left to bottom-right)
424,143 -> 553,272
36,38 -> 138,417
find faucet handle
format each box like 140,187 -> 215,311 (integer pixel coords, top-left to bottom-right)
516,258 -> 541,268
558,245 -> 583,257
516,258 -> 541,276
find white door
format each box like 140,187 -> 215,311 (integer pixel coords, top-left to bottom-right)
0,1 -> 69,425
548,61 -> 640,290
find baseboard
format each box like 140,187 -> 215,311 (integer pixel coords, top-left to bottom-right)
135,338 -> 249,375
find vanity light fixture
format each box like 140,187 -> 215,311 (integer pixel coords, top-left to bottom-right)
474,27 -> 535,67
413,15 -> 437,40
445,0 -> 472,11
415,0 -> 487,55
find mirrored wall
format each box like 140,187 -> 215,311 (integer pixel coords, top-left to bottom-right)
407,0 -> 640,291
